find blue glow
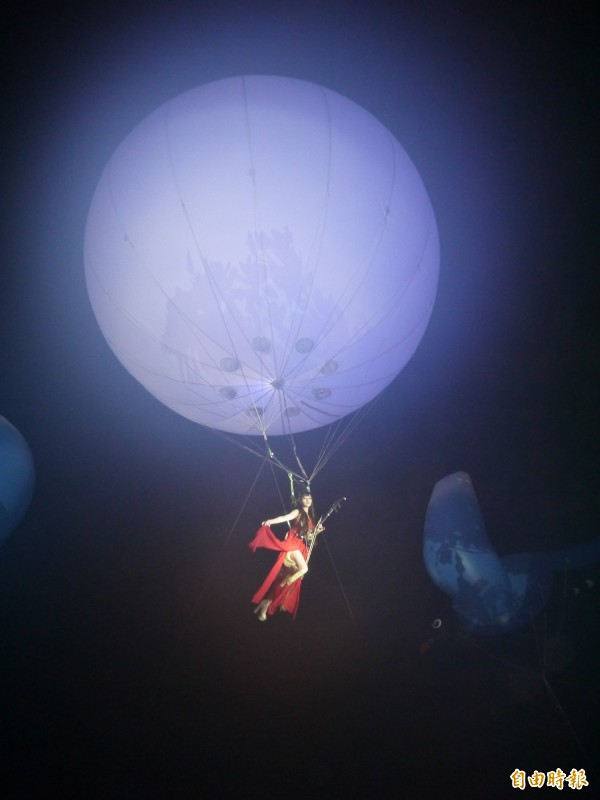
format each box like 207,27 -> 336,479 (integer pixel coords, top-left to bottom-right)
0,416 -> 35,544
424,472 -> 600,635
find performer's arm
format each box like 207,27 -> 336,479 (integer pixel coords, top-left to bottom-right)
262,509 -> 300,526
305,520 -> 325,542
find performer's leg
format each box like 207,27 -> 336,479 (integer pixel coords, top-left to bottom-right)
280,550 -> 308,586
254,566 -> 290,620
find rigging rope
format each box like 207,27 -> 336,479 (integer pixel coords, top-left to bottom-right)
322,535 -> 355,622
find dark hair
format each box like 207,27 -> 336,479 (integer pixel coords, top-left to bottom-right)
293,492 -> 314,534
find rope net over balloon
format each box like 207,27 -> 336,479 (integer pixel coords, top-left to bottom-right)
84,75 -> 439,485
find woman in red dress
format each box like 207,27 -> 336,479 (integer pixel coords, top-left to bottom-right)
249,492 -> 321,621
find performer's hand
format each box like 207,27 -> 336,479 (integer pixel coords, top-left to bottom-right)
262,520 -> 270,526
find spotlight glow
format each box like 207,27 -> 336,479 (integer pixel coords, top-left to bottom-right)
84,76 -> 439,435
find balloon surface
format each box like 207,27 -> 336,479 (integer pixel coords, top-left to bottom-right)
0,416 -> 35,544
85,75 -> 439,435
423,472 -> 600,635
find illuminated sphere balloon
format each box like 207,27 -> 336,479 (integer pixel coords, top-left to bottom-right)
85,76 -> 439,435
0,416 -> 35,544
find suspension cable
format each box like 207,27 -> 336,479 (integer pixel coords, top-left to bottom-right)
322,535 -> 355,622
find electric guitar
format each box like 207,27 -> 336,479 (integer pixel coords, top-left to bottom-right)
306,497 -> 346,562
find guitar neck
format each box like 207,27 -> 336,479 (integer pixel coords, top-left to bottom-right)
317,497 -> 346,527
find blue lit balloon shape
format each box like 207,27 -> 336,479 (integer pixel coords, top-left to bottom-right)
84,75 -> 439,436
423,472 -> 600,635
0,416 -> 35,544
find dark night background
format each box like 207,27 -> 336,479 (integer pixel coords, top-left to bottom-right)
1,1 -> 598,797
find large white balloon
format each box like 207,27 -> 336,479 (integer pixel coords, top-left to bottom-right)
85,76 -> 439,435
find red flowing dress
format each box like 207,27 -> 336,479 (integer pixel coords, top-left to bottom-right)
248,518 -> 312,619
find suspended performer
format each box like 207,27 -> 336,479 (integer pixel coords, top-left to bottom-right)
249,491 -> 324,621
